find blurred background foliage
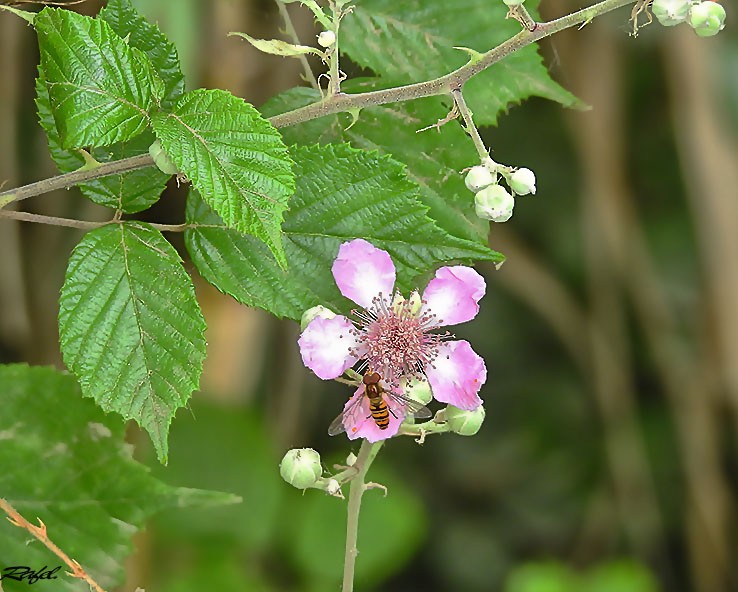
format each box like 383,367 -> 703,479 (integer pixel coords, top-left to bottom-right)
1,0 -> 737,591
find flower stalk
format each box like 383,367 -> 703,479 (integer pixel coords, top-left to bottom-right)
452,88 -> 490,162
342,440 -> 383,592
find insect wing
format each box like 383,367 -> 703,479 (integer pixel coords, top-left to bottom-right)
384,391 -> 432,421
328,391 -> 367,436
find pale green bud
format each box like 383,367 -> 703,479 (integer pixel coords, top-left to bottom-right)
317,30 -> 336,47
508,167 -> 536,195
475,184 -> 515,223
503,0 -> 526,6
346,452 -> 358,466
401,376 -> 433,406
300,305 -> 336,331
689,1 -> 726,35
148,139 -> 179,175
652,0 -> 691,25
279,448 -> 322,489
446,404 -> 486,436
465,165 -> 495,192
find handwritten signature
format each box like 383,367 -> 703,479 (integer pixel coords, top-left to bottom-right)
0,565 -> 61,584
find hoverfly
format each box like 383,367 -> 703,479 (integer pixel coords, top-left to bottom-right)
328,370 -> 432,436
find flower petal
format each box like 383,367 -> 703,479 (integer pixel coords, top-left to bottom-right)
332,239 -> 396,309
298,315 -> 360,380
421,266 -> 485,326
426,340 -> 486,410
342,386 -> 404,442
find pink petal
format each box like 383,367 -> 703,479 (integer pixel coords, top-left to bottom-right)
421,266 -> 486,326
332,239 -> 396,309
342,386 -> 404,442
298,315 -> 360,380
426,340 -> 486,410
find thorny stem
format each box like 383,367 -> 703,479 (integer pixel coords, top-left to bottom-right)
276,1 -> 319,91
269,0 -> 635,127
0,498 -> 107,592
452,89 -> 489,162
342,440 -> 383,592
0,0 -> 636,213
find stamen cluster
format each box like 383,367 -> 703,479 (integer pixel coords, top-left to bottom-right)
350,293 -> 447,385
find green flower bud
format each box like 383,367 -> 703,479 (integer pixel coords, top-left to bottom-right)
652,0 -> 691,25
148,139 -> 179,175
475,184 -> 515,223
401,376 -> 433,406
317,30 -> 336,47
279,448 -> 322,489
445,404 -> 486,436
465,165 -> 495,192
689,1 -> 726,36
300,305 -> 336,331
508,167 -> 536,196
503,0 -> 526,6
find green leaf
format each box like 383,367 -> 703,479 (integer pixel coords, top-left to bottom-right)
339,0 -> 580,125
99,0 -> 185,109
152,89 -> 295,267
0,364 -> 237,592
35,71 -> 168,213
34,0 -> 185,213
185,144 -> 502,320
58,222 -> 207,463
35,7 -> 164,148
263,86 -> 489,245
229,31 -> 323,57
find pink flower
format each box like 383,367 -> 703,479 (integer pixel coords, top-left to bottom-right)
298,239 -> 487,440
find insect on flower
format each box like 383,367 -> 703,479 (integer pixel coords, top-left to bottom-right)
299,239 -> 488,442
328,370 -> 432,436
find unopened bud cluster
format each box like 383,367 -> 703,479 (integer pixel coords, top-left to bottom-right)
652,0 -> 726,36
464,162 -> 536,223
